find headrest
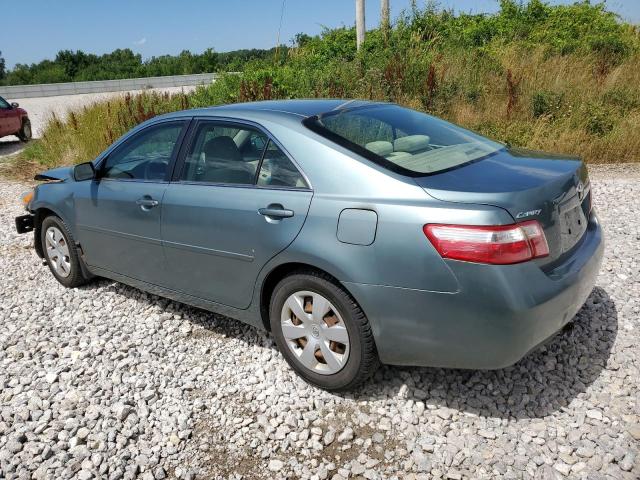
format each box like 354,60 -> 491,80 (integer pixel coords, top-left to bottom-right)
203,136 -> 242,162
365,140 -> 393,157
393,135 -> 430,153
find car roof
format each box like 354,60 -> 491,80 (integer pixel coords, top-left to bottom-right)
157,99 -> 385,123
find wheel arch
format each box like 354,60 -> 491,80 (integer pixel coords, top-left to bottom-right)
18,116 -> 31,138
32,206 -> 60,258
259,262 -> 358,332
34,206 -> 94,280
32,204 -> 76,256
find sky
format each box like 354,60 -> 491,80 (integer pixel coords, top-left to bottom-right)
1,0 -> 638,68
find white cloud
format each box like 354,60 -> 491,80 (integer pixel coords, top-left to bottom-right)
133,37 -> 147,46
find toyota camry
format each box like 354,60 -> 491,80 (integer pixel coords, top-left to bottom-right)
15,100 -> 604,391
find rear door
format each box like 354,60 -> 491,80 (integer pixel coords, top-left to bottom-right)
74,120 -> 188,283
161,119 -> 313,309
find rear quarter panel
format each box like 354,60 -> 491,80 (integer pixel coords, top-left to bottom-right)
253,120 -> 516,292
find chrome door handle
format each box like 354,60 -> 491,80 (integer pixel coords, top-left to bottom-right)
258,207 -> 294,218
136,197 -> 159,209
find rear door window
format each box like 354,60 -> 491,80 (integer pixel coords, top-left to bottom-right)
180,122 -> 266,185
257,140 -> 308,188
179,121 -> 307,188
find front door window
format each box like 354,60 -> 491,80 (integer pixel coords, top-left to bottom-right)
102,122 -> 184,181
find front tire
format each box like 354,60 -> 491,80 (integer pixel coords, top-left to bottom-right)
18,119 -> 32,142
270,271 -> 379,391
40,216 -> 88,288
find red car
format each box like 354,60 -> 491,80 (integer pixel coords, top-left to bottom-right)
0,95 -> 31,141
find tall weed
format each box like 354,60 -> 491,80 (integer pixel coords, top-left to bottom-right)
11,0 -> 640,177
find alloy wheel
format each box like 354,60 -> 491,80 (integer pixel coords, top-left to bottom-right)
280,290 -> 350,375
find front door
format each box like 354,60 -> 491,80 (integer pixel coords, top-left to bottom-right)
74,120 -> 188,283
161,120 -> 313,309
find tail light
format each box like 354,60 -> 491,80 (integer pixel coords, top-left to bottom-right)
423,220 -> 549,265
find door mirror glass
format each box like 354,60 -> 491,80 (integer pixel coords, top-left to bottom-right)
10,102 -> 19,108
73,162 -> 96,181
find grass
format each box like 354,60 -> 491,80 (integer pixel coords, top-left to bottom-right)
6,1 -> 640,179
13,91 -> 191,174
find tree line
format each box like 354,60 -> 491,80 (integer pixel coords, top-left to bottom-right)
0,47 -> 287,86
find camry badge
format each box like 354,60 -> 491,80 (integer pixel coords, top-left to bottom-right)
515,209 -> 542,219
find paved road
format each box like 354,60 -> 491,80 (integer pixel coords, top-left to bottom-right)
0,86 -> 197,159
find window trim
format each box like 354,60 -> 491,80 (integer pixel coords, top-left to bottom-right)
251,133 -> 270,186
95,118 -> 190,184
171,116 -> 312,191
255,137 -> 305,189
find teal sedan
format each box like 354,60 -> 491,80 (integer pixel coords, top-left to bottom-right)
15,100 -> 603,391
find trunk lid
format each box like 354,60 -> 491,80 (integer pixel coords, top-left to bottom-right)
414,147 -> 591,264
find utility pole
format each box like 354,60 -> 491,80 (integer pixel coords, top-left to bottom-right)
356,0 -> 365,51
381,0 -> 390,33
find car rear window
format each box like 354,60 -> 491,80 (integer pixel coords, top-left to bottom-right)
303,104 -> 504,176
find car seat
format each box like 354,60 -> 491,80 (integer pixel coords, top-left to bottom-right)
201,136 -> 254,184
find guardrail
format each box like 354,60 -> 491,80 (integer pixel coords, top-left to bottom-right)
0,73 -> 221,99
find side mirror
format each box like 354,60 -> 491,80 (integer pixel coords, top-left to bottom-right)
73,162 -> 96,181
10,102 -> 19,108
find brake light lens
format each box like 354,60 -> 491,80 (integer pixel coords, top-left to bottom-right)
519,221 -> 549,258
423,220 -> 549,265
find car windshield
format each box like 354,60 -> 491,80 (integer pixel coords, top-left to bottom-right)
306,104 -> 504,175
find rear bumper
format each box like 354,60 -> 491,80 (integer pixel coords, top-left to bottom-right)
345,213 -> 604,369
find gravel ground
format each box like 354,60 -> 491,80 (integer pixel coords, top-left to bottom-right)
0,165 -> 638,480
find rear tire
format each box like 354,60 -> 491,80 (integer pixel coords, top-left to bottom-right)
18,119 -> 32,142
270,270 -> 379,391
40,216 -> 89,288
